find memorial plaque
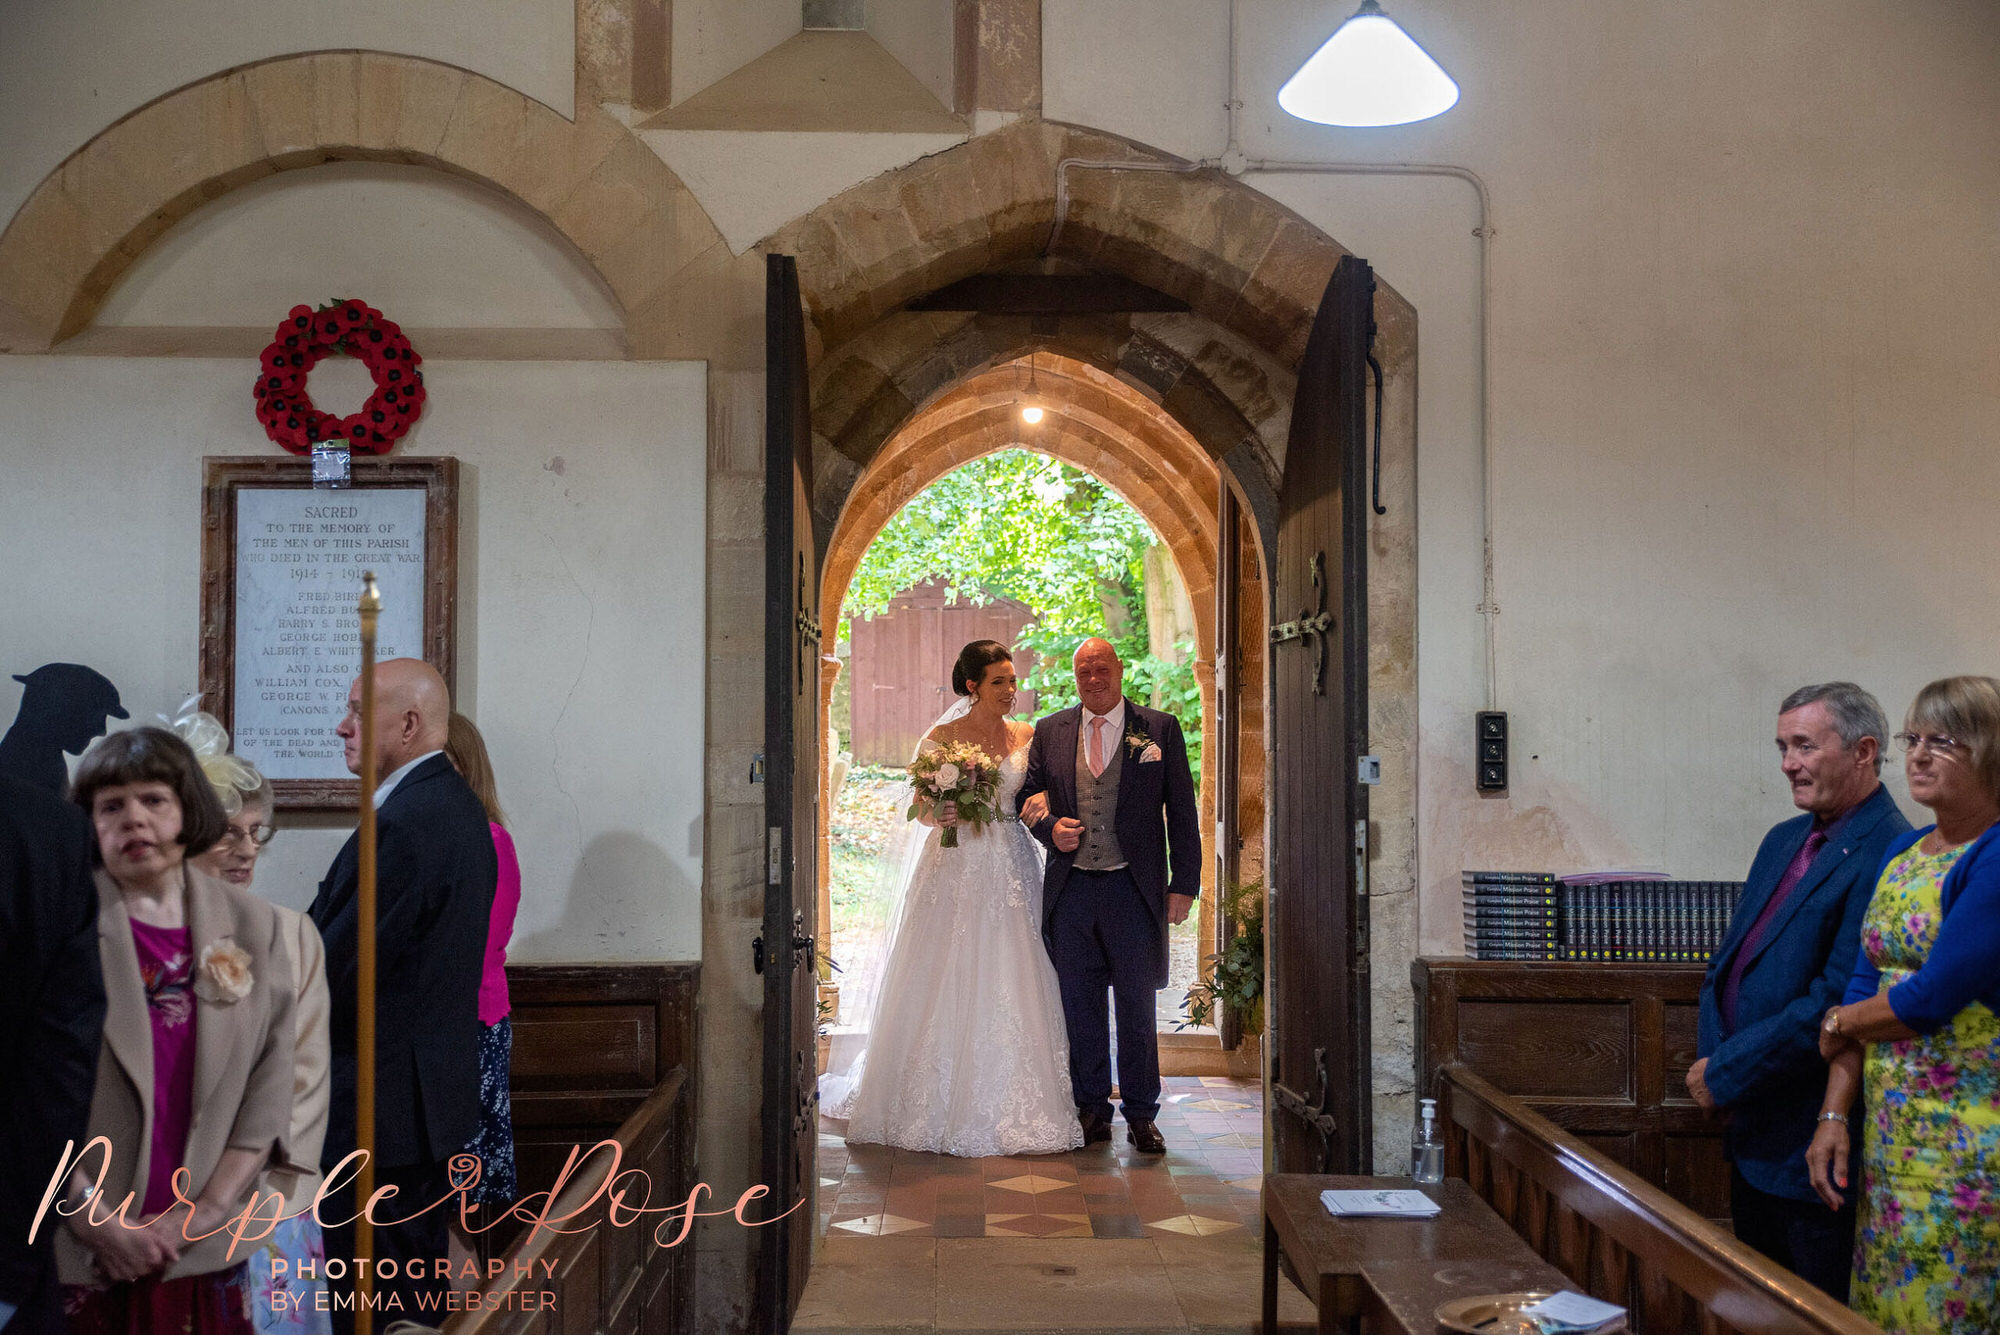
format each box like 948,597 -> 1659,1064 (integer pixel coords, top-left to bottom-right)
232,488 -> 425,778
200,457 -> 458,809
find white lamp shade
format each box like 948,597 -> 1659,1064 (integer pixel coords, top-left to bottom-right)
1278,1 -> 1459,128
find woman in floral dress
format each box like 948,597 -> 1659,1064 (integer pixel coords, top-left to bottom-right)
1808,676 -> 2000,1334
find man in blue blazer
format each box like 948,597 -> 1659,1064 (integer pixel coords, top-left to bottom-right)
1692,682 -> 1908,1299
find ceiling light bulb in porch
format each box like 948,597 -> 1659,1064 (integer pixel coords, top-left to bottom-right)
1278,0 -> 1459,128
1018,353 -> 1045,426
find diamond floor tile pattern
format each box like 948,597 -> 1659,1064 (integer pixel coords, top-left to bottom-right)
817,1076 -> 1263,1243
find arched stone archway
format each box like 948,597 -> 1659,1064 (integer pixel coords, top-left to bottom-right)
0,50 -> 724,354
762,120 -> 1408,374
823,358 -> 1221,639
809,307 -> 1293,568
817,353 -> 1267,1034
779,121 -> 1417,1155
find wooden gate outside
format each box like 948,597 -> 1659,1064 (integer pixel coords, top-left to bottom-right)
758,253 -> 819,1331
847,580 -> 1038,765
1268,256 -> 1375,1176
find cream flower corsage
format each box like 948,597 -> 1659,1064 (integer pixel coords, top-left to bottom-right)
194,938 -> 255,1003
1125,724 -> 1163,763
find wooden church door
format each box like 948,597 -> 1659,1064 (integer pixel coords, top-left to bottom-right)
1269,256 -> 1376,1176
758,253 -> 821,1331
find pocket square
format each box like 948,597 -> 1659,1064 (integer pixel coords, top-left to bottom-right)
1139,744 -> 1162,763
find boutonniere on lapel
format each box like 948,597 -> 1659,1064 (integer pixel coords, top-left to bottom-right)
1125,723 -> 1162,764
194,937 -> 254,1004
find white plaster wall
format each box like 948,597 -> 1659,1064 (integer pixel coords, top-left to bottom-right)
0,357 -> 706,960
866,0 -> 956,108
0,0 -> 573,228
1046,0 -> 2000,949
95,164 -> 624,331
669,0 -> 800,104
1043,0 -> 1229,161
640,127 -> 967,252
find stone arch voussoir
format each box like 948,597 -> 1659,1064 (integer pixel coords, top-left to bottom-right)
0,50 -> 722,353
765,119 -> 1412,377
808,310 -> 1288,574
821,354 -> 1223,675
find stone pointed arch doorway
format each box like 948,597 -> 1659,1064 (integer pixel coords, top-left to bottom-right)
762,131 -> 1421,1335
816,351 -> 1271,1048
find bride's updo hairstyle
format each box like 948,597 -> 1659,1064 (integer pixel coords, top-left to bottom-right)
951,640 -> 1014,697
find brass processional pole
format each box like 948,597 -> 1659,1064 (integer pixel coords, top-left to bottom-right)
355,572 -> 381,1335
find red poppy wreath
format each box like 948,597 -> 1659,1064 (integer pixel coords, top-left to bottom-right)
252,300 -> 427,455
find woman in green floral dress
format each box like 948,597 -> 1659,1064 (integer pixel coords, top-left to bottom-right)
1808,676 -> 2000,1335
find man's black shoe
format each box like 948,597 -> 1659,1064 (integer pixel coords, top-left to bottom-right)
1128,1119 -> 1166,1153
1078,1110 -> 1113,1145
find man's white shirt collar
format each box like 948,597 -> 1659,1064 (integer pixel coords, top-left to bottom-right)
1083,699 -> 1126,736
373,749 -> 443,808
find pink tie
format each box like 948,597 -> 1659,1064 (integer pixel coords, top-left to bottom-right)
1088,716 -> 1108,778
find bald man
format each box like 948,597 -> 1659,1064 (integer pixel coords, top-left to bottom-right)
1017,638 -> 1200,1154
309,659 -> 496,1331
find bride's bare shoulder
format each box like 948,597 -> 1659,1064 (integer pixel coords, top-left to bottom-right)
1005,719 -> 1035,749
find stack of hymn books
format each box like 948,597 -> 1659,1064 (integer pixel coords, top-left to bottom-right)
1555,878 -> 1743,962
1318,1187 -> 1441,1219
1463,872 -> 1746,963
1461,870 -> 1560,960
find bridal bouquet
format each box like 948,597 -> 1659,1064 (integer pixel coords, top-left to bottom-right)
907,741 -> 999,848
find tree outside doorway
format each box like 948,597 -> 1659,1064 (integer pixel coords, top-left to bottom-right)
827,448 -> 1206,1032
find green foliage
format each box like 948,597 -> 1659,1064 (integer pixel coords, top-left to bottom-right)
1180,879 -> 1265,1032
843,448 -> 1203,781
844,449 -> 1153,638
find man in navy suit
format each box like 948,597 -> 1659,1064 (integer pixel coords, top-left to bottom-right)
1018,638 -> 1200,1153
1692,682 -> 1908,1299
309,659 -> 496,1333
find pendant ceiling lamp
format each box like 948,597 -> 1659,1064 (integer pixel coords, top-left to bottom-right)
1278,0 -> 1459,128
1019,354 -> 1045,425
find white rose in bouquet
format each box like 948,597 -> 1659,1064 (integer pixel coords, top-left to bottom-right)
906,741 -> 998,848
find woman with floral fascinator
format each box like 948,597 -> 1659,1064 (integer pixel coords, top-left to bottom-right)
55,718 -> 299,1335
172,703 -> 334,1335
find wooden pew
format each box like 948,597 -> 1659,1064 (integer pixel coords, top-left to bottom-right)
444,1067 -> 691,1335
1436,1063 -> 1880,1335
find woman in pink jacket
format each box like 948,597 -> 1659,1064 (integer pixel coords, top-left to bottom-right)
444,713 -> 520,1212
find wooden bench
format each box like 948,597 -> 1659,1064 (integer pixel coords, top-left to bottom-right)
1437,1063 -> 1881,1335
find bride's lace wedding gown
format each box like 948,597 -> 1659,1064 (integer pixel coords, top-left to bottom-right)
826,737 -> 1084,1156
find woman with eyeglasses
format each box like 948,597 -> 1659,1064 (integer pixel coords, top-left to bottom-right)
185,736 -> 332,1335
1806,676 -> 2000,1334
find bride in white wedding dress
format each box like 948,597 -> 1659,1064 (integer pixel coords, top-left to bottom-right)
821,639 -> 1084,1156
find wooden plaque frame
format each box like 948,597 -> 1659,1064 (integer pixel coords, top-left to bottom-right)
199,456 -> 458,811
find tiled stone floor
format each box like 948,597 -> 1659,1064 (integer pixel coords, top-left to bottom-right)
797,1076 -> 1316,1333
819,1076 -> 1264,1240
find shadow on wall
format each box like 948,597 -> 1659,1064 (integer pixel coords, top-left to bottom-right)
0,662 -> 128,795
510,828 -> 694,961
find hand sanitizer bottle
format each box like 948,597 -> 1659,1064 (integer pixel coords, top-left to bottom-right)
1411,1097 -> 1444,1184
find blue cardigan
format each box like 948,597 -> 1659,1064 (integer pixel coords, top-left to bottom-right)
1842,822 -> 2000,1025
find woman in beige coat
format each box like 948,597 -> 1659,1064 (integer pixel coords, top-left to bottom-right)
57,728 -> 296,1335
